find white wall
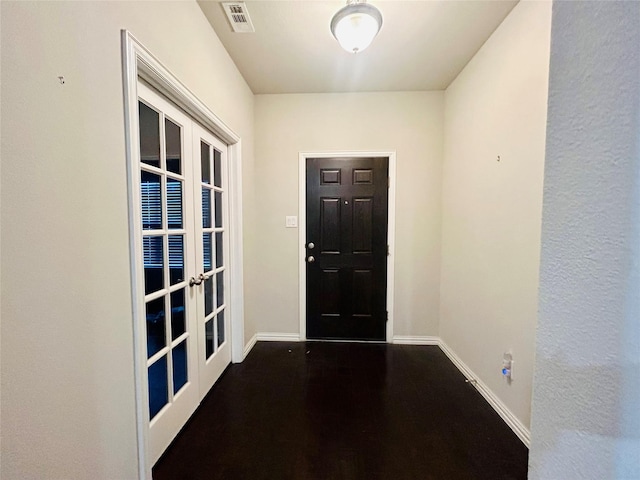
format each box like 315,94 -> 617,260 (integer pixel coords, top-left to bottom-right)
253,92 -> 444,338
529,1 -> 640,478
0,2 -> 254,478
440,0 -> 552,431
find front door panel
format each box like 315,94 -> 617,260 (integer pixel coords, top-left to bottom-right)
306,157 -> 389,341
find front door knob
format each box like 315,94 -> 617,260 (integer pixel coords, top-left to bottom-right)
307,256 -> 315,263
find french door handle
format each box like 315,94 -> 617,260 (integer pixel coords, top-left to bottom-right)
189,273 -> 209,287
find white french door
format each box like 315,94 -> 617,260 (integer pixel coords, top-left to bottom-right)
192,124 -> 231,399
135,82 -> 231,464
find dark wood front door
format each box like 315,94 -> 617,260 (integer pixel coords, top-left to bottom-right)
306,157 -> 389,341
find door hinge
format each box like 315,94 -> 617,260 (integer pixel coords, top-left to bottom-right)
388,177 -> 390,188
386,311 -> 389,322
386,244 -> 390,256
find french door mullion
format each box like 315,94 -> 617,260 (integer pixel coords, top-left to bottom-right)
148,347 -> 170,366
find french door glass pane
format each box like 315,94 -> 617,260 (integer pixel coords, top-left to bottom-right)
214,191 -> 223,228
148,356 -> 168,419
172,341 -> 188,394
141,172 -> 162,230
165,118 -> 182,175
139,102 -> 160,168
205,319 -> 214,359
216,274 -> 224,308
213,149 -> 222,188
203,233 -> 213,272
201,141 -> 211,184
204,276 -> 214,316
170,289 -> 186,340
143,236 -> 164,294
146,296 -> 166,358
215,232 -> 223,269
166,178 -> 183,229
202,188 -> 212,228
168,235 -> 184,285
217,310 -> 225,347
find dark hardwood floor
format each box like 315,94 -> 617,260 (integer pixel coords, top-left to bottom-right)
153,342 -> 528,480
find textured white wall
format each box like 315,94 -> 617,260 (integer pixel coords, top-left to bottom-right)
253,92 -> 444,337
0,2 -> 254,478
529,1 -> 640,478
440,0 -> 552,430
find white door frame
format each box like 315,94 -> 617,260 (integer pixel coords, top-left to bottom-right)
298,151 -> 396,343
121,31 -> 245,479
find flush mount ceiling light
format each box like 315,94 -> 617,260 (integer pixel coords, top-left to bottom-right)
330,0 -> 383,54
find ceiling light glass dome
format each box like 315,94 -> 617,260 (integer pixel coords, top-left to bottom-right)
330,1 -> 383,54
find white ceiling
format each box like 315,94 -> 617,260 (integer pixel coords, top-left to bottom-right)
198,0 -> 518,94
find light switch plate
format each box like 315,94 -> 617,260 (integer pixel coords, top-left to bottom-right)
285,216 -> 298,228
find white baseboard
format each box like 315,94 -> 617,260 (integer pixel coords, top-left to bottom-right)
392,335 -> 440,345
243,334 -> 257,359
256,332 -> 301,342
438,340 -> 531,447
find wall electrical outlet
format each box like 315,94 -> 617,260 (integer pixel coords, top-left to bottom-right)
502,352 -> 513,381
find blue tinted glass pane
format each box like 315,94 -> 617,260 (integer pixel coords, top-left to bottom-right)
167,178 -> 183,229
141,171 -> 162,230
146,296 -> 166,358
202,188 -> 211,228
148,356 -> 168,419
139,102 -> 160,168
143,236 -> 164,294
205,318 -> 214,359
172,341 -> 188,394
168,235 -> 184,285
170,289 -> 185,340
204,276 -> 213,316
216,273 -> 224,308
215,232 -> 223,269
217,310 -> 225,347
214,191 -> 223,228
213,149 -> 222,188
203,233 -> 213,272
201,141 -> 211,184
165,118 -> 181,175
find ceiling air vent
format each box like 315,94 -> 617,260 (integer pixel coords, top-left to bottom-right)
222,2 -> 255,33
